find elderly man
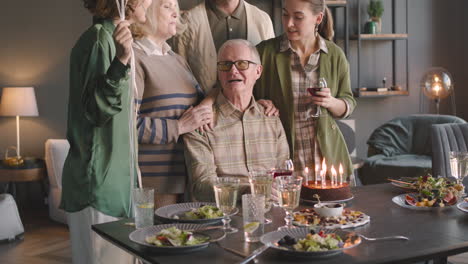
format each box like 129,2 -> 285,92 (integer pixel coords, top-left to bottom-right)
184,39 -> 289,202
173,0 -> 274,94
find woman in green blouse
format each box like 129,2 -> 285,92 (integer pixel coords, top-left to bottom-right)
254,0 -> 356,179
61,0 -> 151,263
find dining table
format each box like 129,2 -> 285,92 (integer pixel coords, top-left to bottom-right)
92,183 -> 468,264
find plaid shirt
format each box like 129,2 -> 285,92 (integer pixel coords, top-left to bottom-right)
279,35 -> 350,179
184,92 -> 290,202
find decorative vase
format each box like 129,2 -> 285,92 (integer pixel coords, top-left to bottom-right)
364,21 -> 377,34
371,17 -> 382,34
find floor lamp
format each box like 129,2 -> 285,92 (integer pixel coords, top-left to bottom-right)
420,67 -> 455,115
0,87 -> 39,163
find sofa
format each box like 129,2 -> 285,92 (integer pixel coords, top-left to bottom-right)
44,139 -> 69,224
359,114 -> 466,185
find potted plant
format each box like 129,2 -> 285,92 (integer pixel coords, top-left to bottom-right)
367,0 -> 384,34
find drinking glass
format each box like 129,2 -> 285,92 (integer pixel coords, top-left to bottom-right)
271,159 -> 294,206
248,170 -> 273,224
306,77 -> 327,119
132,188 -> 154,229
213,177 -> 240,233
242,194 -> 265,242
449,151 -> 468,196
276,176 -> 303,230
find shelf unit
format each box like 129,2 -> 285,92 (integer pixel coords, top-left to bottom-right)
354,0 -> 409,98
326,0 -> 349,57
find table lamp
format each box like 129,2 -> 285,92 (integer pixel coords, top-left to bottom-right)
0,87 -> 39,162
420,68 -> 455,114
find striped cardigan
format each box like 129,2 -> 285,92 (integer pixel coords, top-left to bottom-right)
134,42 -> 203,194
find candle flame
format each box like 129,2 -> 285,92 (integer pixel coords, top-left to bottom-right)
339,163 -> 344,175
331,165 -> 337,176
321,158 -> 327,172
304,167 -> 309,173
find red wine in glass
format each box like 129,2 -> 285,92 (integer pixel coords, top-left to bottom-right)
307,87 -> 322,96
272,169 -> 293,178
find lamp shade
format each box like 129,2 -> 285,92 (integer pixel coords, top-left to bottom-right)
0,87 -> 39,116
421,68 -> 453,100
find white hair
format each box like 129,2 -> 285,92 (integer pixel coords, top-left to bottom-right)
217,39 -> 261,64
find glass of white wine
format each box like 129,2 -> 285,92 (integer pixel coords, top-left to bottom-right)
276,176 -> 303,230
213,177 -> 240,233
449,151 -> 468,196
248,170 -> 273,224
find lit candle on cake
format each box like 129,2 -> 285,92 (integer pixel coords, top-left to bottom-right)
314,164 -> 319,185
304,167 -> 309,186
321,159 -> 327,188
339,163 -> 344,186
331,165 -> 337,187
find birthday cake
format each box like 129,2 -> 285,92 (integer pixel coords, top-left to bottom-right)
301,180 -> 353,202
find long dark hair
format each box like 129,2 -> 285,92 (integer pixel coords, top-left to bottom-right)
304,0 -> 334,41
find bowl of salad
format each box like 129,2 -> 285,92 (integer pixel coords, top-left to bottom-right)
155,202 -> 238,224
129,224 -> 225,253
260,227 -> 361,258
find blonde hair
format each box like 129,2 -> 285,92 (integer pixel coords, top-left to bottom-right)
131,0 -> 181,39
82,0 -> 141,19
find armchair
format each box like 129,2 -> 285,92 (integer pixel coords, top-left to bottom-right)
359,114 -> 466,185
44,139 -> 69,224
431,123 -> 468,182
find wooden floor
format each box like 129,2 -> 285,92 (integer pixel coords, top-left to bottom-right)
0,204 -> 467,264
0,205 -> 71,264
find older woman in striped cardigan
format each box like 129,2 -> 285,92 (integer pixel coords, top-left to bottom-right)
132,0 -> 211,208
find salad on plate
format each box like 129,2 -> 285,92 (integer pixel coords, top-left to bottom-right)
145,226 -> 209,247
174,205 -> 223,220
277,230 -> 344,252
404,175 -> 463,207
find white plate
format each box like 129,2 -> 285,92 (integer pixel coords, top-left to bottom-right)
457,201 -> 468,213
293,209 -> 370,229
392,193 -> 457,211
128,223 -> 225,253
260,227 -> 361,258
301,196 -> 354,204
155,202 -> 238,224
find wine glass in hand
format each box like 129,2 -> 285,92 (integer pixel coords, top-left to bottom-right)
306,77 -> 328,119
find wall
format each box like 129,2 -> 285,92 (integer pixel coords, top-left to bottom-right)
0,0 -> 89,158
0,0 -> 466,160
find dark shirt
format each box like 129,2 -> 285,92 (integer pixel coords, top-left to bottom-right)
205,0 -> 247,51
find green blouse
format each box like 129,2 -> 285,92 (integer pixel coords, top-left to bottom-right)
60,18 -> 136,218
254,36 -> 357,176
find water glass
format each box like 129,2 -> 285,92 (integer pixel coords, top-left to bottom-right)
248,170 -> 273,224
213,177 -> 240,233
132,188 -> 154,229
276,176 -> 302,230
449,151 -> 468,195
242,194 -> 265,242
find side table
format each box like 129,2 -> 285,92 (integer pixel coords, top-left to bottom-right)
0,158 -> 47,205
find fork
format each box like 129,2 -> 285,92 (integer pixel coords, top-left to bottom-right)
357,233 -> 409,242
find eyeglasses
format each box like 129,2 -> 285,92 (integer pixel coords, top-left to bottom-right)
217,60 -> 257,72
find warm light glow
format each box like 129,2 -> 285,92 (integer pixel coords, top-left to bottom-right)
434,76 -> 440,82
304,167 -> 309,185
321,159 -> 327,187
315,164 -> 320,185
331,165 -> 337,186
339,163 -> 344,185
